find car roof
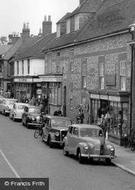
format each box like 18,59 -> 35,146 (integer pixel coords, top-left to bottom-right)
45,115 -> 71,120
70,124 -> 102,130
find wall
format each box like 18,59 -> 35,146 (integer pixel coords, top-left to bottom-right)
14,58 -> 44,76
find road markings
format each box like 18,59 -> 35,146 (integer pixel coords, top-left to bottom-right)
0,149 -> 20,178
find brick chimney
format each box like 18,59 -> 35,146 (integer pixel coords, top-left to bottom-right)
42,15 -> 52,36
21,23 -> 30,40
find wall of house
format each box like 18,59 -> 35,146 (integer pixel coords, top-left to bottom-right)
14,59 -> 44,76
44,33 -> 132,122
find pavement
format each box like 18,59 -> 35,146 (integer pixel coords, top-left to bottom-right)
109,141 -> 135,176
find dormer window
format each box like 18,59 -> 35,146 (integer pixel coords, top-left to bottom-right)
66,19 -> 71,34
75,15 -> 80,31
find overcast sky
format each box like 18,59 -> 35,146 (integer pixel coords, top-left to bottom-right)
0,0 -> 79,37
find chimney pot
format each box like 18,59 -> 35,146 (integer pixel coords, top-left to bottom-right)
48,15 -> 51,21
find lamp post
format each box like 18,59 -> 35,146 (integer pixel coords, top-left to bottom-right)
129,22 -> 135,137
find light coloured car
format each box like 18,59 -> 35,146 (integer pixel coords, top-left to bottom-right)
9,102 -> 29,121
0,98 -> 18,115
63,124 -> 115,164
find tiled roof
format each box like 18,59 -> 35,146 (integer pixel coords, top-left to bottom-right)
3,38 -> 22,60
15,33 -> 56,60
0,45 -> 12,56
14,36 -> 40,60
69,0 -> 103,17
23,33 -> 56,59
57,13 -> 71,24
76,0 -> 135,43
43,31 -> 79,52
44,0 -> 135,52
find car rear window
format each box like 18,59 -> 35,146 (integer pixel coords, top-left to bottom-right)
51,119 -> 71,127
80,128 -> 101,137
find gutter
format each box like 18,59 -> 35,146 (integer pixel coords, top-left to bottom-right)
44,28 -> 129,53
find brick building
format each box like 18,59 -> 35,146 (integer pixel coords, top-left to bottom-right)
42,0 -> 135,145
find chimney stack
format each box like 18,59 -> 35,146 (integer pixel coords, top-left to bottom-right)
21,22 -> 30,40
42,15 -> 52,36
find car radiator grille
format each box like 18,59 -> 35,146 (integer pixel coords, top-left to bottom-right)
100,145 -> 104,155
61,131 -> 67,140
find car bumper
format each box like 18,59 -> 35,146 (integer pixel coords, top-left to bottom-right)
81,153 -> 115,160
50,139 -> 64,146
27,122 -> 43,127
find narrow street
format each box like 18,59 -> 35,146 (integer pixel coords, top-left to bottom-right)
0,115 -> 134,190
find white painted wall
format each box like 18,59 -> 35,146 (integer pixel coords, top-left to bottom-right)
14,58 -> 44,76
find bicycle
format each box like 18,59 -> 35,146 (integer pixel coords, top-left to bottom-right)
34,125 -> 44,139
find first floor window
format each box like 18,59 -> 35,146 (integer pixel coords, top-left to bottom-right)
120,76 -> 126,91
82,76 -> 87,89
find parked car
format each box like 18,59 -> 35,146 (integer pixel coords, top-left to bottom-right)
63,124 -> 115,164
0,98 -> 18,115
9,102 -> 29,121
22,105 -> 43,128
42,115 -> 72,147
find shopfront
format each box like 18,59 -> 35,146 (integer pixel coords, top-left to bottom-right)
89,91 -> 130,145
40,75 -> 63,115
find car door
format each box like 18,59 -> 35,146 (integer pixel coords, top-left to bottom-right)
65,126 -> 73,152
71,127 -> 80,155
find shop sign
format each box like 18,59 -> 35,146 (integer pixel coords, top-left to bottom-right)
90,94 -> 99,99
14,78 -> 33,83
100,95 -> 108,100
109,96 -> 120,102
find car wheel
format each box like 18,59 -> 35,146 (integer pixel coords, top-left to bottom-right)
63,145 -> 69,156
105,158 -> 111,165
48,136 -> 53,148
78,150 -> 84,164
13,115 -> 16,121
2,110 -> 5,115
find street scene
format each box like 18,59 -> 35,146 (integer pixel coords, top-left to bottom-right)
0,0 -> 135,189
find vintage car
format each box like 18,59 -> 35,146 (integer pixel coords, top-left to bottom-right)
0,98 -> 18,115
22,105 -> 43,128
42,115 -> 72,147
63,124 -> 115,164
9,102 -> 29,121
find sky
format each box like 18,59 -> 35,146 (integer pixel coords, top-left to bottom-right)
0,0 -> 79,37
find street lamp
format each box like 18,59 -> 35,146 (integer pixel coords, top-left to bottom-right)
129,22 -> 135,138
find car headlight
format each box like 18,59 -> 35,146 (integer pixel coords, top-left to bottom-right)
55,132 -> 60,136
83,145 -> 89,150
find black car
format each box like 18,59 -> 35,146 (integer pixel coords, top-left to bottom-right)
42,115 -> 72,147
22,105 -> 43,128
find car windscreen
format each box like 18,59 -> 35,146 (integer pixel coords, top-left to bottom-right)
51,118 -> 71,127
29,108 -> 40,114
80,128 -> 102,137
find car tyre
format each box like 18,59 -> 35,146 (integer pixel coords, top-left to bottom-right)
106,158 -> 111,165
63,145 -> 69,156
78,150 -> 84,164
13,115 -> 16,122
48,136 -> 53,148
